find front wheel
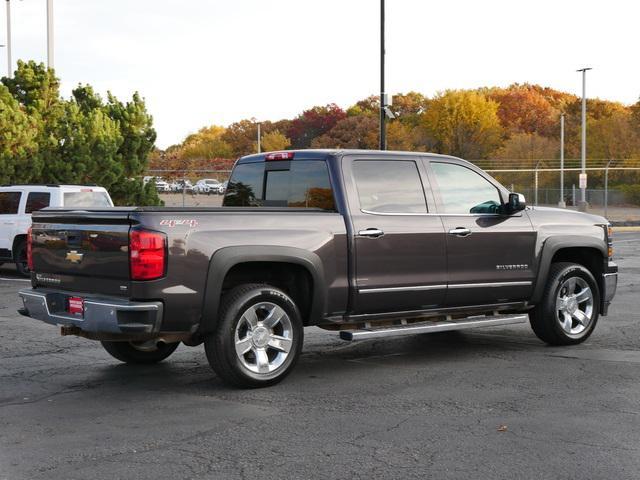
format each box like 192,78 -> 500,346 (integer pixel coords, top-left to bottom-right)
204,284 -> 303,388
530,262 -> 600,345
101,340 -> 179,364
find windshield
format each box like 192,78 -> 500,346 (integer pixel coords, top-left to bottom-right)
63,191 -> 113,207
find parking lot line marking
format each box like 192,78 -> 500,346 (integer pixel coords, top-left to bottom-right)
0,277 -> 31,282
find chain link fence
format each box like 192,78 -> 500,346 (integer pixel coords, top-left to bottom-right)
146,160 -> 640,220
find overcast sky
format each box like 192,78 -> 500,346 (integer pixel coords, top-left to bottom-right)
4,0 -> 639,148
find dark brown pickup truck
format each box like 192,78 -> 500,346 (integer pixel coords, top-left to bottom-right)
19,150 -> 618,387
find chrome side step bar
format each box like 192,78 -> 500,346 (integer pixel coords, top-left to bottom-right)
339,314 -> 529,341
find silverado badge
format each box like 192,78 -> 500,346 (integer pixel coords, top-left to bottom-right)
65,250 -> 84,264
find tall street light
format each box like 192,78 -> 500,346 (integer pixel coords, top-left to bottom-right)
5,0 -> 11,78
577,67 -> 592,212
47,0 -> 54,69
379,0 -> 386,150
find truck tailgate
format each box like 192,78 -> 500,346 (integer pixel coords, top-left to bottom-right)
31,209 -> 133,296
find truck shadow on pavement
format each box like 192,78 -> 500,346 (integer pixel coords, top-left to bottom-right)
75,328 -> 544,396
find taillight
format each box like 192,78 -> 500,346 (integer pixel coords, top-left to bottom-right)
265,151 -> 294,161
27,227 -> 33,271
129,229 -> 166,281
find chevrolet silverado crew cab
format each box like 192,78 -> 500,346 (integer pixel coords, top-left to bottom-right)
18,150 -> 618,388
0,185 -> 113,276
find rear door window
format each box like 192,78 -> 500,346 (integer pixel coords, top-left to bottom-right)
0,192 -> 21,214
224,160 -> 335,210
25,192 -> 51,213
352,160 -> 427,213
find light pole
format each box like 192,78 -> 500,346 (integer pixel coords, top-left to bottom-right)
5,0 -> 11,78
558,113 -> 566,208
379,0 -> 386,150
257,122 -> 261,153
577,67 -> 592,212
47,0 -> 54,69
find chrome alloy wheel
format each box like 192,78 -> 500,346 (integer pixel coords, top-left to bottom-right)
556,276 -> 594,336
234,302 -> 294,374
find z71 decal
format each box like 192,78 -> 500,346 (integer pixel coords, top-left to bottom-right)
159,219 -> 199,228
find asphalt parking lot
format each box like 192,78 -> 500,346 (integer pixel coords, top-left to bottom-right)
1,231 -> 639,480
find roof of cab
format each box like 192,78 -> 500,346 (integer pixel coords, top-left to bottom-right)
237,149 -> 464,164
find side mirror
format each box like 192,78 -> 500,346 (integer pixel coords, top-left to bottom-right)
508,193 -> 526,212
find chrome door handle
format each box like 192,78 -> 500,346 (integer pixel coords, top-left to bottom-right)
448,227 -> 471,237
358,228 -> 384,238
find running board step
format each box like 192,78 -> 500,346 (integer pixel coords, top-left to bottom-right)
339,314 -> 529,341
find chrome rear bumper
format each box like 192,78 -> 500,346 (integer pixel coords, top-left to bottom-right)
18,288 -> 163,335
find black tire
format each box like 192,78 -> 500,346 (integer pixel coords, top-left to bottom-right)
204,283 -> 304,388
14,240 -> 29,277
530,262 -> 600,345
101,340 -> 179,364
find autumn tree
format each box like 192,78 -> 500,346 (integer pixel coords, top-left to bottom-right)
311,115 -> 378,149
286,104 -> 346,148
259,130 -> 291,152
421,90 -> 503,159
222,119 -> 270,157
181,125 -> 233,160
487,84 -> 559,137
494,133 -> 558,162
587,110 -> 640,160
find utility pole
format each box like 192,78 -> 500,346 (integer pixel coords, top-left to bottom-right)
5,0 -> 11,78
558,113 -> 566,208
577,67 -> 592,212
257,123 -> 261,153
47,0 -> 54,69
379,0 -> 386,150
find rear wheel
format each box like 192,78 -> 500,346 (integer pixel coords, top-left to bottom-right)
14,240 -> 29,277
204,284 -> 303,388
530,262 -> 600,345
101,340 -> 179,364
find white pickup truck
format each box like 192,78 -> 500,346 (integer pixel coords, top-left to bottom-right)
0,185 -> 113,276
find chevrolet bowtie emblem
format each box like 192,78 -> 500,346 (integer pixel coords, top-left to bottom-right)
65,250 -> 84,264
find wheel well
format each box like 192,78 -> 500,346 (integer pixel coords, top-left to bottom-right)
12,235 -> 26,260
221,262 -> 314,325
551,247 -> 604,290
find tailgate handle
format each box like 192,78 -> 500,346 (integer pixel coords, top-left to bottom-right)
66,233 -> 82,246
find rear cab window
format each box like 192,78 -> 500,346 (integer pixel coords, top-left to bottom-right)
0,192 -> 22,214
224,159 -> 336,211
63,190 -> 112,208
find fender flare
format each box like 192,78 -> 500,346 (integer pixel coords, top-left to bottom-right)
531,235 -> 606,304
199,246 -> 327,333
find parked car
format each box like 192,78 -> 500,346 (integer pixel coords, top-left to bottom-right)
170,180 -> 194,193
194,178 -> 222,194
19,150 -> 617,388
0,184 -> 113,276
155,179 -> 171,193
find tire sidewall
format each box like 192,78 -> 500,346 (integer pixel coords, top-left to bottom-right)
218,286 -> 303,385
14,240 -> 29,277
546,264 -> 600,342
